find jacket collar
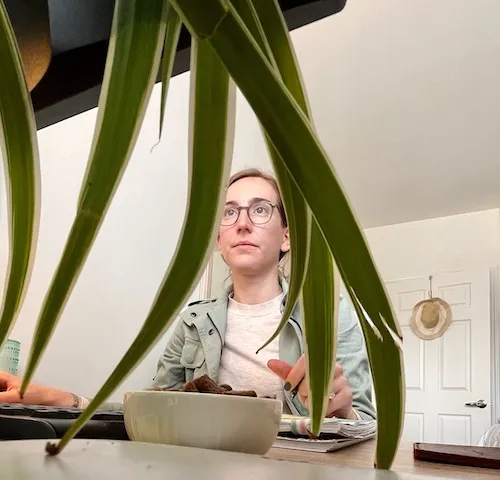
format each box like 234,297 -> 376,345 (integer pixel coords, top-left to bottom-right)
206,294 -> 229,340
180,275 -> 344,348
215,276 -> 305,337
182,276 -> 298,340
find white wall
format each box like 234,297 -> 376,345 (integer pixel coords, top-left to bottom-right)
364,209 -> 500,281
0,48 -> 291,402
0,56 -> 299,402
0,74 -> 206,402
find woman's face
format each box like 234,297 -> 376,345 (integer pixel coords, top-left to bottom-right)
217,176 -> 290,275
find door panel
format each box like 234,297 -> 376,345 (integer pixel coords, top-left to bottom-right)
385,268 -> 491,445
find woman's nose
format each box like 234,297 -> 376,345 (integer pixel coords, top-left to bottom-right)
236,209 -> 252,229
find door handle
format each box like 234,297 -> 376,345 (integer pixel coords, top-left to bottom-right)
465,399 -> 487,408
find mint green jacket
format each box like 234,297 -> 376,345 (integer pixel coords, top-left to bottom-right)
148,281 -> 376,420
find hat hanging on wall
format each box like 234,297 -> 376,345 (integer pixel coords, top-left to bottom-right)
409,276 -> 452,341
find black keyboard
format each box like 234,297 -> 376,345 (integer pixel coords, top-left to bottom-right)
0,403 -> 128,441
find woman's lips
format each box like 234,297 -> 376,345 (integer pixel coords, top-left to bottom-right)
234,242 -> 257,248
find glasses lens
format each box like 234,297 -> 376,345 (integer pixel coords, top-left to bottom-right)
222,206 -> 238,225
249,202 -> 273,224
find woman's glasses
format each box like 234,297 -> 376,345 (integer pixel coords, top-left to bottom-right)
221,201 -> 278,226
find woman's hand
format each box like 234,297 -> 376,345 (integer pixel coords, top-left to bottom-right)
0,371 -> 74,407
268,355 -> 358,420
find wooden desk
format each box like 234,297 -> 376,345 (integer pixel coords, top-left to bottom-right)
1,439 -> 498,479
267,440 -> 499,479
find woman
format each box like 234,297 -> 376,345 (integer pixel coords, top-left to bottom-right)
0,168 -> 375,420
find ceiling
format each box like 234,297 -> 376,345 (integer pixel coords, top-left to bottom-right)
26,0 -> 346,129
232,0 -> 500,228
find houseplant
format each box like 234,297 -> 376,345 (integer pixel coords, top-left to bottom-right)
0,0 -> 405,469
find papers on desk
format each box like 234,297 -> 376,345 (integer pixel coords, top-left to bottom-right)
279,414 -> 377,437
273,414 -> 377,453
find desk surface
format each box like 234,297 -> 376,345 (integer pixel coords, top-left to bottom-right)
0,439 -> 498,479
267,439 -> 498,479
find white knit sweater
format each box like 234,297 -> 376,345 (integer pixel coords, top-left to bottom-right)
217,293 -> 286,405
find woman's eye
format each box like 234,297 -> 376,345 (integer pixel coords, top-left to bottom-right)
252,204 -> 269,216
224,208 -> 236,217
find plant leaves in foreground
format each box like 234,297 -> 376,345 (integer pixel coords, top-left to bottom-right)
159,2 -> 182,139
0,0 -> 41,348
20,0 -> 168,396
231,0 -> 336,429
48,37 -> 236,455
229,0 -> 311,354
171,0 -> 405,469
301,221 -> 338,433
252,0 -> 337,431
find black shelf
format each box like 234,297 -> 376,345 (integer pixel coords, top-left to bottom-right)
20,0 -> 347,130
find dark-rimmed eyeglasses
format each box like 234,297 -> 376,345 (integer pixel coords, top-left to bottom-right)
221,201 -> 278,226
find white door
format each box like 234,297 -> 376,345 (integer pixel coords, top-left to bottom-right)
385,268 -> 491,445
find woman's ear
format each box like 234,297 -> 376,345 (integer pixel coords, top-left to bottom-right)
281,227 -> 291,254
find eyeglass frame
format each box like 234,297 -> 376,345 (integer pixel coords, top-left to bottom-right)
221,200 -> 280,226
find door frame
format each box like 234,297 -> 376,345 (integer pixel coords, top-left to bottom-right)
489,266 -> 500,425
198,254 -> 214,299
385,266 -> 500,430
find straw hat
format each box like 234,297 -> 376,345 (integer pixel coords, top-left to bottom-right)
409,296 -> 452,340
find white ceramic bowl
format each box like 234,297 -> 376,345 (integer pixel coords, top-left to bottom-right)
123,390 -> 282,455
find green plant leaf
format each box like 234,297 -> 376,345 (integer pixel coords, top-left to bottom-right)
47,37 -> 236,455
229,0 -> 311,354
248,0 -> 311,116
159,2 -> 182,139
301,221 -> 338,434
170,0 -> 405,469
0,0 -> 41,348
249,0 -> 337,433
263,155 -> 310,350
20,0 -> 168,396
230,0 -> 336,430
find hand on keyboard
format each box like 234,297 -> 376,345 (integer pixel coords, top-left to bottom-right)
0,371 -> 74,407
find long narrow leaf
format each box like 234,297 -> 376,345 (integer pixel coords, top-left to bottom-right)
249,0 -> 311,116
250,0 -> 338,435
229,0 -> 311,354
0,0 -> 41,347
301,222 -> 338,434
20,0 -> 168,396
159,2 -> 182,138
171,0 -> 405,469
48,37 -> 236,455
229,0 -> 335,430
